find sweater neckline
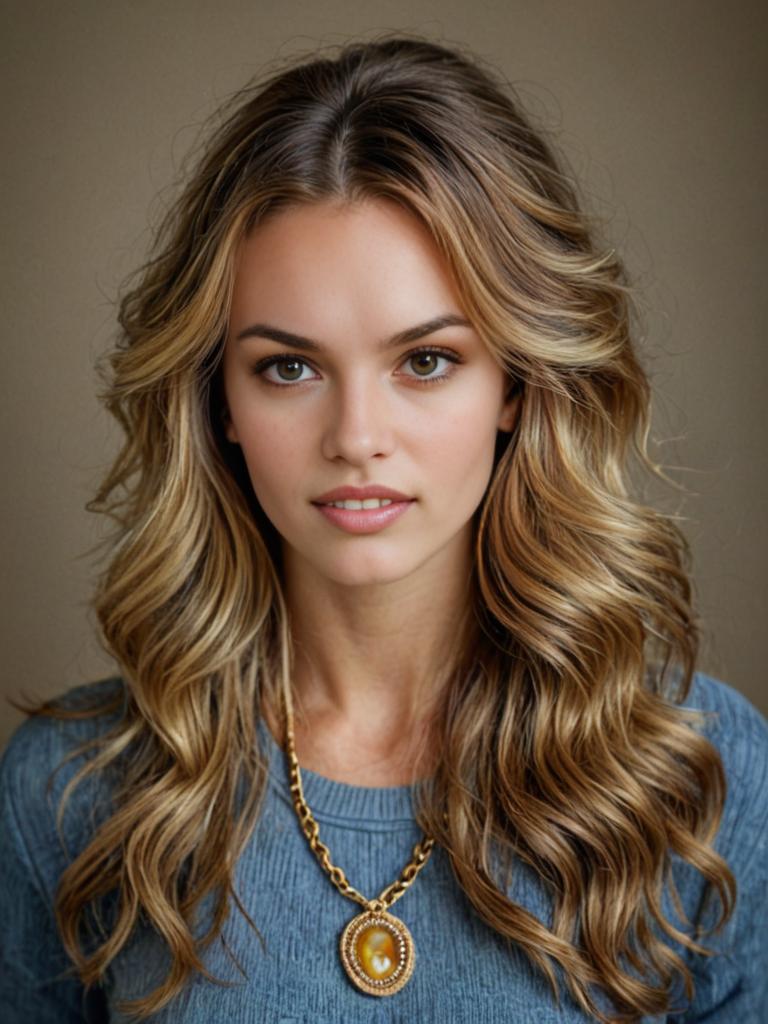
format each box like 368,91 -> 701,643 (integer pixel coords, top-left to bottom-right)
256,715 -> 421,825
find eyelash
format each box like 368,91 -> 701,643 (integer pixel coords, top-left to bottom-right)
249,346 -> 463,389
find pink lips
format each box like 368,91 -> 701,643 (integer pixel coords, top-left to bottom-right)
312,484 -> 413,504
313,498 -> 415,534
311,483 -> 416,535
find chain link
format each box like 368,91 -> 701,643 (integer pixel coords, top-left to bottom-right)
282,686 -> 436,913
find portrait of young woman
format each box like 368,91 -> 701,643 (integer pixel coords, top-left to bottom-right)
1,33 -> 766,1024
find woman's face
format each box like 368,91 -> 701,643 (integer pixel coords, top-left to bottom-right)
222,198 -> 518,589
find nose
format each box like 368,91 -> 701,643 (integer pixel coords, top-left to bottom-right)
320,371 -> 396,464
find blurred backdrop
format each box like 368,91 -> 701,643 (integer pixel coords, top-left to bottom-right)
1,0 -> 766,747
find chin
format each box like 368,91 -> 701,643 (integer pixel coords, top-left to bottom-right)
306,547 -> 417,586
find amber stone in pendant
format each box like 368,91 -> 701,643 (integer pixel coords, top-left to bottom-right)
339,909 -> 415,996
357,924 -> 398,980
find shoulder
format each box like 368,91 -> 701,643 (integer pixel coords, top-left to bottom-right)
657,676 -> 768,1016
681,669 -> 768,742
679,670 -> 768,850
0,675 -> 128,904
670,670 -> 768,922
1,674 -> 128,797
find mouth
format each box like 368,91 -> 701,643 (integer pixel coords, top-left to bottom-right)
312,498 -> 415,535
314,496 -> 401,510
312,486 -> 413,504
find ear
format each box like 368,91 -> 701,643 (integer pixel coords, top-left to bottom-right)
221,405 -> 239,444
496,380 -> 521,434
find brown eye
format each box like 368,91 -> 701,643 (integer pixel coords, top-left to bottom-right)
409,352 -> 440,376
399,347 -> 461,385
251,355 -> 317,386
274,358 -> 304,381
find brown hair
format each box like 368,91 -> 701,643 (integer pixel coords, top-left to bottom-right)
23,33 -> 734,1021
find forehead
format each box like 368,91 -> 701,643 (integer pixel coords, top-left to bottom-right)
229,199 -> 465,336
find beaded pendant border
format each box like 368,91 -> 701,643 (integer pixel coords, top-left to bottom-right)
339,907 -> 415,996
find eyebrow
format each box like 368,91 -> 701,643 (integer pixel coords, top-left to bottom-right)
234,313 -> 473,352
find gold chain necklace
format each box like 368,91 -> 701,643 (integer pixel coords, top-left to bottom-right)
280,683 -> 436,996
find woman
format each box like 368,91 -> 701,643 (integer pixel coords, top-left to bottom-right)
1,34 -> 765,1023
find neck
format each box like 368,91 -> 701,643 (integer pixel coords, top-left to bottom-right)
283,542 -> 474,730
263,534 -> 477,783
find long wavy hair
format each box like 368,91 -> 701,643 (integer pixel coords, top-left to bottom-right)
22,33 -> 735,1022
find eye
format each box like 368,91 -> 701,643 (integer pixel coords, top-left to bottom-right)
253,355 -> 317,386
399,346 -> 461,384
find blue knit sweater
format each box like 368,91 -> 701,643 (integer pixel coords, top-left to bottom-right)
0,671 -> 766,1023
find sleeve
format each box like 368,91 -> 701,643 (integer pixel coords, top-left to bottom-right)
672,676 -> 768,1022
0,719 -> 110,1023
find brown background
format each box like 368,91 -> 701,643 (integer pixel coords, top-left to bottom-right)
2,1 -> 766,749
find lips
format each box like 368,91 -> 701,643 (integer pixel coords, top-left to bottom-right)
314,497 -> 414,534
312,484 -> 413,504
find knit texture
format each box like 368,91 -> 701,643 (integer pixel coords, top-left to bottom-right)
0,671 -> 766,1023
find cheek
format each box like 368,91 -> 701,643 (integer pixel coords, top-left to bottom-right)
234,413 -> 306,495
426,402 -> 499,482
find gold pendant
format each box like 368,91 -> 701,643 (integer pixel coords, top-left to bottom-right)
339,907 -> 415,996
